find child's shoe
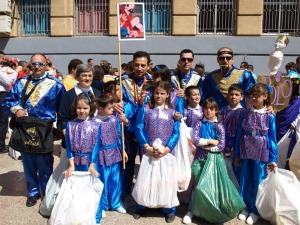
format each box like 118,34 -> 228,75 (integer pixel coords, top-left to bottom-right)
246,213 -> 260,224
133,208 -> 144,219
238,210 -> 250,221
165,212 -> 175,223
116,206 -> 126,214
182,211 -> 193,224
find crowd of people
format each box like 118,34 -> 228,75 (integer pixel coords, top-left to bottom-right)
0,48 -> 299,225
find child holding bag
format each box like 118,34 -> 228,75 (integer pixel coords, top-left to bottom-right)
89,93 -> 128,225
64,92 -> 99,176
133,81 -> 180,223
63,92 -> 102,224
183,97 -> 225,224
235,83 -> 278,225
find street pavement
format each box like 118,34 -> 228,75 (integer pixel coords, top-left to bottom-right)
0,140 -> 271,225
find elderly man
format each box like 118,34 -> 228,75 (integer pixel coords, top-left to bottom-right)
201,47 -> 256,108
2,53 -> 65,207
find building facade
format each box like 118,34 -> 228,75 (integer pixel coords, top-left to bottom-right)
0,0 -> 299,74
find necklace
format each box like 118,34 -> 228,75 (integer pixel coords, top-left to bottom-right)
133,75 -> 147,104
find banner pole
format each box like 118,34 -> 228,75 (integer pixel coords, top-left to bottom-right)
118,41 -> 126,170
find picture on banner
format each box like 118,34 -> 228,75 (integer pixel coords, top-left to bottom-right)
257,75 -> 296,112
118,3 -> 145,41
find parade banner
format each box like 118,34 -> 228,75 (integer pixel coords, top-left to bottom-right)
118,3 -> 145,41
257,75 -> 293,112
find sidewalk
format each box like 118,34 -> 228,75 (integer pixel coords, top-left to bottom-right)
0,142 -> 270,225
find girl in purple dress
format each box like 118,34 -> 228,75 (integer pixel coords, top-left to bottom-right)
63,92 -> 102,224
134,81 -> 180,223
235,83 -> 278,225
64,92 -> 99,176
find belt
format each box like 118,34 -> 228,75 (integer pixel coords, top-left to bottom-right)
101,143 -> 117,149
74,153 -> 90,157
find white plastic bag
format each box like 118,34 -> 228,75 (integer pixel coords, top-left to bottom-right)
8,147 -> 21,160
48,171 -> 103,225
289,141 -> 300,181
277,129 -> 292,168
173,120 -> 193,191
132,153 -> 179,208
39,149 -> 69,216
256,168 -> 300,225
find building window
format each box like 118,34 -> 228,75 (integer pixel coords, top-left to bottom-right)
75,0 -> 109,36
197,0 -> 236,35
263,0 -> 300,36
19,0 -> 50,36
135,0 -> 171,35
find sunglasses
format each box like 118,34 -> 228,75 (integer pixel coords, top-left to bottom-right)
30,62 -> 46,67
218,56 -> 232,61
180,58 -> 193,62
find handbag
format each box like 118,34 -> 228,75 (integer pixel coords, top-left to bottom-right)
9,116 -> 54,154
9,76 -> 54,154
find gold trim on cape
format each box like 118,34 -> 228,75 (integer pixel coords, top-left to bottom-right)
21,78 -> 56,107
122,78 -> 153,101
172,73 -> 200,90
211,69 -> 244,99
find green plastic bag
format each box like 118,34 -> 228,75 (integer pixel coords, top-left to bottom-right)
191,153 -> 246,224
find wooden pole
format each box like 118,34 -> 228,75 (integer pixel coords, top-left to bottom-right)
118,41 -> 126,170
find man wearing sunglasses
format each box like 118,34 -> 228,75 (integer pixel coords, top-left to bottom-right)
2,53 -> 65,207
201,47 -> 256,108
171,49 -> 201,92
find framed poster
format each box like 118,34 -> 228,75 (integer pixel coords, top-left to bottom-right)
118,3 -> 145,41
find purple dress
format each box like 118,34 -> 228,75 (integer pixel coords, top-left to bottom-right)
220,105 -> 246,153
237,108 -> 277,163
135,104 -> 180,155
184,105 -> 203,128
66,117 -> 100,170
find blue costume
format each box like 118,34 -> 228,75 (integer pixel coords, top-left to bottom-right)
171,69 -> 201,90
66,117 -> 102,224
58,86 -> 101,148
2,74 -> 65,197
115,101 -> 137,199
184,104 -> 203,128
135,104 -> 180,215
235,107 -> 278,215
192,118 -> 225,160
220,104 -> 246,181
66,117 -> 100,171
122,72 -> 153,111
121,73 -> 152,198
91,114 -> 123,219
190,117 -> 225,211
201,66 -> 256,108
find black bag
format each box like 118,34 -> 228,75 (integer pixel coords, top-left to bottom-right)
9,116 -> 54,154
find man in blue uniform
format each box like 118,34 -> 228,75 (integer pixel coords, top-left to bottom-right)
171,49 -> 201,91
201,47 -> 257,108
2,53 -> 65,207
